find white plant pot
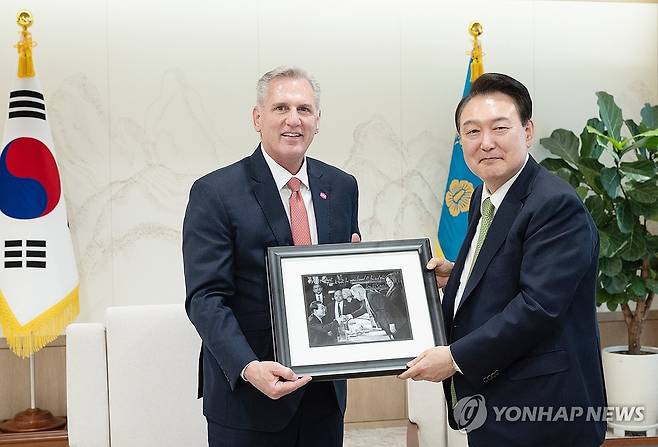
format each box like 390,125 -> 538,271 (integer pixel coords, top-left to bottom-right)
602,345 -> 658,434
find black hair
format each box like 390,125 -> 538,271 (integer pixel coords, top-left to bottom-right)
455,73 -> 532,131
309,301 -> 321,312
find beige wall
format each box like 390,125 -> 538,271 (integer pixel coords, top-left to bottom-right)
0,337 -> 66,421
0,0 -> 655,331
0,0 -> 657,424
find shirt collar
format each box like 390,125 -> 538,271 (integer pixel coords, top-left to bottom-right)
261,146 -> 310,191
481,153 -> 529,214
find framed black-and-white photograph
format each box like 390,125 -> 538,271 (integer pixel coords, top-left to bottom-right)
266,238 -> 446,380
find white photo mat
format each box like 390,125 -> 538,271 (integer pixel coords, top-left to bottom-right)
280,250 -> 437,367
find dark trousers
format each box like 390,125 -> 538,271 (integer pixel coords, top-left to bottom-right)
207,382 -> 343,447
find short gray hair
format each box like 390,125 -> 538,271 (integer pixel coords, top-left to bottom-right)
256,66 -> 321,109
350,284 -> 366,298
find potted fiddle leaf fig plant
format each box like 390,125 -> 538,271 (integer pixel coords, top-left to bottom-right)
540,92 -> 658,435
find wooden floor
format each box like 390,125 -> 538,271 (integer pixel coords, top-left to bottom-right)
0,428 -> 68,447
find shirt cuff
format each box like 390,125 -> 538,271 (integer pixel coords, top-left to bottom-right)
448,346 -> 462,374
240,360 -> 258,382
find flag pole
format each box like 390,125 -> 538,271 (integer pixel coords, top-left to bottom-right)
30,354 -> 36,409
468,21 -> 484,82
0,11 -> 66,434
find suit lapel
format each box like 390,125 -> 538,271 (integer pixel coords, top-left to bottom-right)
308,158 -> 332,244
455,156 -> 540,315
246,146 -> 293,246
442,187 -> 482,330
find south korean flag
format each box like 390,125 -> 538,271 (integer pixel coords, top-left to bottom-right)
0,41 -> 79,358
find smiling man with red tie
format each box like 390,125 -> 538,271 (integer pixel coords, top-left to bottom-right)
183,66 -> 360,447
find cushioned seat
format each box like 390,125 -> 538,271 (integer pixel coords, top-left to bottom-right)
66,304 -> 207,447
406,379 -> 468,447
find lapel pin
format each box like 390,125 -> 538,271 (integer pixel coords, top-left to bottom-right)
320,192 -> 327,200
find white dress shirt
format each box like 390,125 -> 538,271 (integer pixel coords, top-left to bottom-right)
242,148 -> 319,381
449,154 -> 529,375
453,154 -> 529,316
261,147 -> 319,244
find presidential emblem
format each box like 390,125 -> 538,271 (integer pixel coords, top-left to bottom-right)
445,179 -> 474,217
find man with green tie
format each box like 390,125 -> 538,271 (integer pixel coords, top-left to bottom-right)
400,73 -> 606,447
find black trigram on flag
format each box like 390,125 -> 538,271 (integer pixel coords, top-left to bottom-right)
3,239 -> 46,268
8,89 -> 46,121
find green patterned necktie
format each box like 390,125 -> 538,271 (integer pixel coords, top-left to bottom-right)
468,197 -> 495,275
451,197 -> 495,408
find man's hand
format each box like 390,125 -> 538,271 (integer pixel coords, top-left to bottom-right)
398,346 -> 456,382
351,233 -> 361,243
244,361 -> 311,400
389,323 -> 397,334
426,257 -> 454,289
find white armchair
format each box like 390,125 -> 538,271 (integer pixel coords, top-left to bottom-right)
406,380 -> 468,447
66,304 -> 207,447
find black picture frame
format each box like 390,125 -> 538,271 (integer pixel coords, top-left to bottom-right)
266,238 -> 446,380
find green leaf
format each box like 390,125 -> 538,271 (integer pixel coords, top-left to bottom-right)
646,235 -> 658,252
629,276 -> 647,297
587,125 -> 613,144
539,129 -> 580,167
599,231 -> 611,256
596,286 -> 614,307
599,257 -> 622,276
632,128 -> 658,139
626,119 -> 640,136
556,168 -> 580,188
606,227 -> 629,258
576,186 -> 590,201
626,121 -> 650,159
577,158 -> 603,190
641,103 -> 658,129
540,158 -> 576,174
644,137 -> 658,150
585,196 -> 607,227
600,168 -> 621,199
620,229 -> 646,261
615,202 -> 634,233
602,272 -> 628,294
581,119 -> 605,159
626,289 -> 643,302
646,278 -> 658,294
629,200 -> 658,219
627,180 -> 658,204
597,91 -> 623,142
619,160 -> 656,181
606,301 -> 618,312
588,117 -> 606,133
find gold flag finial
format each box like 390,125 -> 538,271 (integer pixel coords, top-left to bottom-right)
15,10 -> 36,78
468,21 -> 484,82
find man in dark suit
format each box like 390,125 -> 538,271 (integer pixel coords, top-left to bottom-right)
400,73 -> 606,447
311,283 -> 327,305
183,66 -> 360,447
308,301 -> 340,346
341,287 -> 367,320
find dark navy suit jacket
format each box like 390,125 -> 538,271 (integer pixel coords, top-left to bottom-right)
442,157 -> 607,447
182,147 -> 359,432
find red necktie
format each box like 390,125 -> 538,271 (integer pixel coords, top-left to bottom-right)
287,177 -> 312,245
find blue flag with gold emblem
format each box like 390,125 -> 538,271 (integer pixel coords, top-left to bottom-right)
436,31 -> 485,261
